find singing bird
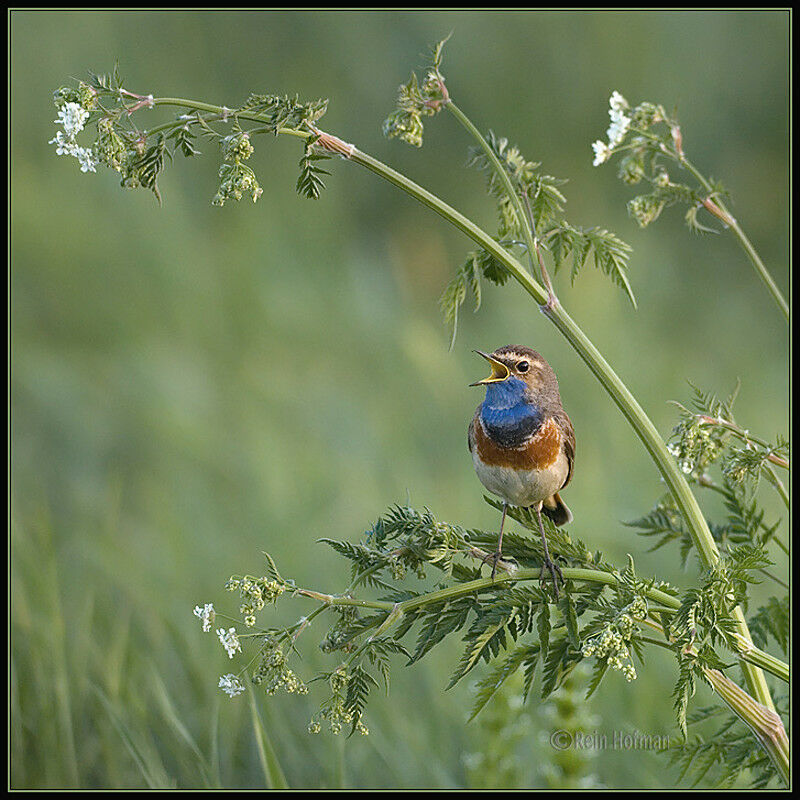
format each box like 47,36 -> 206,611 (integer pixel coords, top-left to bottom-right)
468,345 -> 574,596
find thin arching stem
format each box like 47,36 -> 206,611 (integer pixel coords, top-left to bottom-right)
679,156 -> 789,323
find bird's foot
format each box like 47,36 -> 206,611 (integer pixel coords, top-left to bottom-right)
539,557 -> 564,600
481,549 -> 504,581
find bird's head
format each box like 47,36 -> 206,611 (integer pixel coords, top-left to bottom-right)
470,345 -> 558,407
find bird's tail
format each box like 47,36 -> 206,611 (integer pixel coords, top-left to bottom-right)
541,492 -> 572,527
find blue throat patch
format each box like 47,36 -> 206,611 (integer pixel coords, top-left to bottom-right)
481,378 -> 543,448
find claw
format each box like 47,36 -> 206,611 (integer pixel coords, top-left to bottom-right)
481,549 -> 503,581
539,557 -> 563,600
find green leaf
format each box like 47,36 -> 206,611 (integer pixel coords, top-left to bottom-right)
468,642 -> 539,720
540,634 -> 580,698
537,604 -> 551,659
672,660 -> 698,738
409,597 -> 474,664
749,595 -> 789,654
583,227 -> 636,308
585,658 -> 609,699
296,139 -> 332,199
560,595 -> 580,648
344,666 -> 378,735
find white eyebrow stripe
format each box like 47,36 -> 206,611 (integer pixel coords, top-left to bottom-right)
498,352 -> 543,369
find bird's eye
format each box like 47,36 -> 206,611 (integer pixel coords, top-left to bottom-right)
516,361 -> 530,373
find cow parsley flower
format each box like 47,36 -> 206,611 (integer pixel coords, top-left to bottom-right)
217,627 -> 242,658
606,107 -> 631,147
592,139 -> 612,166
591,91 -> 632,165
75,146 -> 98,173
49,131 -> 79,157
193,602 -> 216,632
55,102 -> 89,137
219,674 -> 245,698
50,101 -> 97,174
609,90 -> 629,112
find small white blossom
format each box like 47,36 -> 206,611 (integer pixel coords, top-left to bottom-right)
592,139 -> 612,166
609,91 -> 629,112
75,146 -> 98,173
49,103 -> 97,175
193,603 -> 216,632
55,102 -> 89,137
606,108 -> 631,146
49,131 -> 79,157
218,674 -> 245,698
590,91 -> 632,166
217,627 -> 242,658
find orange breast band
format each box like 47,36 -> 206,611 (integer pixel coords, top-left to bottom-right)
475,417 -> 561,470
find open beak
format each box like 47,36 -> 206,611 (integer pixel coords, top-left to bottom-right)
469,350 -> 510,386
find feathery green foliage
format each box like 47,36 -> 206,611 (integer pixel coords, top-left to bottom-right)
381,39 -> 637,340
43,32 -> 788,790
189,496 -> 784,790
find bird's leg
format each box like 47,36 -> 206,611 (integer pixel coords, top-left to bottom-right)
482,501 -> 508,581
535,502 -> 563,600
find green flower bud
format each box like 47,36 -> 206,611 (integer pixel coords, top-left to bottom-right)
617,155 -> 645,185
632,102 -> 661,129
222,132 -> 254,162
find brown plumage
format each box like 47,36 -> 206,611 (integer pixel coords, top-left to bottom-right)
471,416 -> 561,470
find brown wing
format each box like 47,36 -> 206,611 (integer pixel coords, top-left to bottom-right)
468,406 -> 481,453
555,409 -> 575,489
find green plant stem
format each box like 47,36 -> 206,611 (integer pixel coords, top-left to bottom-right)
151,98 -> 310,142
732,635 -> 790,685
638,614 -> 789,685
680,156 -> 788,323
636,633 -> 673,651
764,464 -> 790,510
771,536 -> 790,557
445,101 -> 538,277
704,668 -> 789,787
295,565 -> 788,683
137,94 -> 777,712
295,588 -> 394,610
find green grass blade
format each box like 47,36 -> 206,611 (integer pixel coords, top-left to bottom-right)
247,685 -> 289,790
92,684 -> 172,789
149,665 -> 215,787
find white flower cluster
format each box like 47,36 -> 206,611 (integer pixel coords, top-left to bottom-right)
56,102 -> 89,137
217,626 -> 242,658
192,605 -> 245,698
591,91 -> 632,166
193,602 -> 216,632
49,102 -> 97,173
218,674 -> 245,698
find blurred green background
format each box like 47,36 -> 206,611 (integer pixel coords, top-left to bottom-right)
11,10 -> 789,790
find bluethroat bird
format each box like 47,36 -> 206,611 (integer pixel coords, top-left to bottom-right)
468,345 -> 574,597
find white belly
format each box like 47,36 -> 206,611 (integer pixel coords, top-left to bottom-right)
472,449 -> 568,507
